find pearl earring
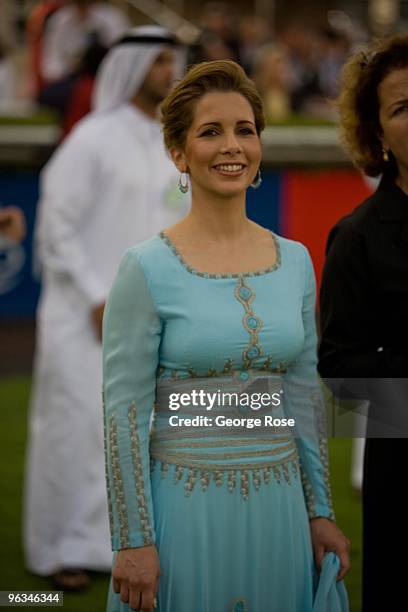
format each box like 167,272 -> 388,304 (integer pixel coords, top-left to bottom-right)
178,172 -> 189,193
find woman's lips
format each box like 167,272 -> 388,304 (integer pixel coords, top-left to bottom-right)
212,163 -> 246,177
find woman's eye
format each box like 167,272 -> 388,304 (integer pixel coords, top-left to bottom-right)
393,104 -> 408,116
238,127 -> 255,135
200,129 -> 218,137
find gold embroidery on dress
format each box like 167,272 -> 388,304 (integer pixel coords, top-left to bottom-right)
300,464 -> 317,518
157,358 -> 288,380
214,469 -> 224,487
153,435 -> 291,449
174,465 -> 184,483
252,468 -> 261,491
234,277 -> 264,368
150,441 -> 295,462
128,402 -> 154,545
159,229 -> 281,280
102,391 -> 115,539
161,462 -> 169,478
150,453 -> 299,500
150,428 -> 289,442
273,465 -> 282,483
109,414 -> 130,548
312,390 -> 335,520
263,466 -> 271,483
184,468 -> 198,496
240,470 -> 250,500
201,470 -> 210,491
230,597 -> 249,612
296,390 -> 336,520
228,470 -> 237,492
319,436 -> 335,521
282,462 -> 290,483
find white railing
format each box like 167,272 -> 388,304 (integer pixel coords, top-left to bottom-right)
122,0 -> 201,44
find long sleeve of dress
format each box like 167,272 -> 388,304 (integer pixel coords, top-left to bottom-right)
284,246 -> 335,521
35,126 -> 107,306
102,248 -> 161,550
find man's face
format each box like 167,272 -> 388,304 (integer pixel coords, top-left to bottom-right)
139,49 -> 176,105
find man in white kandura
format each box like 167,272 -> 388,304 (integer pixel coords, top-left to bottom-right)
24,26 -> 188,591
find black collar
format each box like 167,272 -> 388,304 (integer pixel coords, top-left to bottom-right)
374,174 -> 408,221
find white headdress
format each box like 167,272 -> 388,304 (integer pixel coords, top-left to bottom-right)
92,25 -> 182,113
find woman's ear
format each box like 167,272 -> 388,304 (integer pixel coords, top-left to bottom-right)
170,148 -> 187,173
377,128 -> 388,152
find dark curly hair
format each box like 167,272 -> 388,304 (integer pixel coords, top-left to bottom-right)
338,34 -> 408,176
161,60 -> 265,152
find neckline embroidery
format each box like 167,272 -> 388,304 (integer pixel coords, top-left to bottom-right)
158,230 -> 281,279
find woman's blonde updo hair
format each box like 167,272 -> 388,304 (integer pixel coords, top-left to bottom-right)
161,60 -> 265,152
338,34 -> 408,176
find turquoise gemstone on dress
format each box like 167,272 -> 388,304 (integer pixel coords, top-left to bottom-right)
239,286 -> 252,300
239,371 -> 249,381
246,315 -> 260,329
247,346 -> 260,359
234,602 -> 245,612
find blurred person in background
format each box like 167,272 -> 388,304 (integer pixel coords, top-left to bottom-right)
26,0 -> 65,98
238,15 -> 272,76
24,26 -> 188,592
252,43 -> 293,122
190,2 -> 240,64
200,2 -> 240,60
191,30 -> 236,64
280,22 -> 340,119
318,27 -> 351,100
280,23 -> 321,114
40,0 -> 129,84
318,35 -> 408,611
36,0 -> 129,129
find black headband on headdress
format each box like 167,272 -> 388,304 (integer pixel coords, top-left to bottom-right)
114,34 -> 180,47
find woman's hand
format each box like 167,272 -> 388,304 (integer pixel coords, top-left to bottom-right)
310,517 -> 351,581
112,545 -> 160,611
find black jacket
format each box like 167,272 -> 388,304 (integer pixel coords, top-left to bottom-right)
318,175 -> 408,379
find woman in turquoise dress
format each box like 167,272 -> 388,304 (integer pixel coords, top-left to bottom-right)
102,60 -> 350,612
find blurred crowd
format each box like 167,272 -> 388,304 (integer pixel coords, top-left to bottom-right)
0,0 -> 373,131
190,4 -> 362,122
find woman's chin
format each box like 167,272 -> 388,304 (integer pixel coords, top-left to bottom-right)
208,179 -> 250,198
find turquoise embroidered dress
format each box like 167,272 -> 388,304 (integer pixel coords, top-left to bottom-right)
102,231 -> 343,612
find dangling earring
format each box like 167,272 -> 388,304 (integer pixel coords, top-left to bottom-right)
382,148 -> 389,162
178,171 -> 189,193
251,169 -> 262,189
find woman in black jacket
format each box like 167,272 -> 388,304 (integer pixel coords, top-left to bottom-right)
318,35 -> 408,611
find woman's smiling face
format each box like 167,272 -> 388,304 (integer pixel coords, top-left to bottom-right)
172,91 -> 262,198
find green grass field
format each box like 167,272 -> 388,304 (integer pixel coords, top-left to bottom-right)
0,377 -> 362,612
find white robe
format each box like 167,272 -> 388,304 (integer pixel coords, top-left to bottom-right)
25,104 -> 188,575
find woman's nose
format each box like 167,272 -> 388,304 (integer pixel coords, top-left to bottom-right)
220,132 -> 242,154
